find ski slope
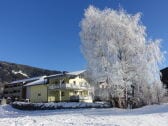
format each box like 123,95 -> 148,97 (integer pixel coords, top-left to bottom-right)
0,103 -> 168,126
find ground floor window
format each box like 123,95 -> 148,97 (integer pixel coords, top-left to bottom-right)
38,93 -> 41,96
61,91 -> 65,96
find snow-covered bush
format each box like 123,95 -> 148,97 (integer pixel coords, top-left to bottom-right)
12,102 -> 111,110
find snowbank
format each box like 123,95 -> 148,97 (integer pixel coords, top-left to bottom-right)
12,102 -> 111,110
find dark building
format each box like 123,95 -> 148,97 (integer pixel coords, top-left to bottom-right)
160,68 -> 168,89
3,76 -> 43,100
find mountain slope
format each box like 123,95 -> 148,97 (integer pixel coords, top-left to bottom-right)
0,61 -> 61,83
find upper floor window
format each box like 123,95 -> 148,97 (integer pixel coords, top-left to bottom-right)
79,75 -> 82,78
79,82 -> 83,86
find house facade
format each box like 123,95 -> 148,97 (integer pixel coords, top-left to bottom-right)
47,72 -> 92,103
7,70 -> 93,103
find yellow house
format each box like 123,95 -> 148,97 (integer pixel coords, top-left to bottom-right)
24,70 -> 93,103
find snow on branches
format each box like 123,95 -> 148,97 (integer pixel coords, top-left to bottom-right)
80,6 -> 165,105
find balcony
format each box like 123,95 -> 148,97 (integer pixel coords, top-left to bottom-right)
70,95 -> 92,102
48,83 -> 90,90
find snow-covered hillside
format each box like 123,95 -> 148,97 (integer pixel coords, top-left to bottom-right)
0,104 -> 168,126
12,70 -> 29,77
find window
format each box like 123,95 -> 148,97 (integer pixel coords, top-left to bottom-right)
4,91 -> 8,94
104,67 -> 107,72
79,82 -> 83,86
38,93 -> 41,96
73,81 -> 76,85
79,75 -> 83,78
5,85 -> 8,88
74,91 -> 78,95
102,85 -> 105,89
61,92 -> 65,96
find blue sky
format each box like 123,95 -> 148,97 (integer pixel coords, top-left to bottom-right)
0,0 -> 168,71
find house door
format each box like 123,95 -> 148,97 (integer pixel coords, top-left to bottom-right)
22,87 -> 26,99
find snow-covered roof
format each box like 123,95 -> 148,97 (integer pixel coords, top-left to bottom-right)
8,76 -> 44,85
24,77 -> 46,87
66,70 -> 86,76
46,73 -> 64,78
9,70 -> 86,87
24,74 -> 64,87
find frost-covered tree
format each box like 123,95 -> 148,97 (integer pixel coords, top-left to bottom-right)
80,6 -> 165,107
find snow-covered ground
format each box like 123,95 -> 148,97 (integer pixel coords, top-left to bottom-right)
0,103 -> 168,126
